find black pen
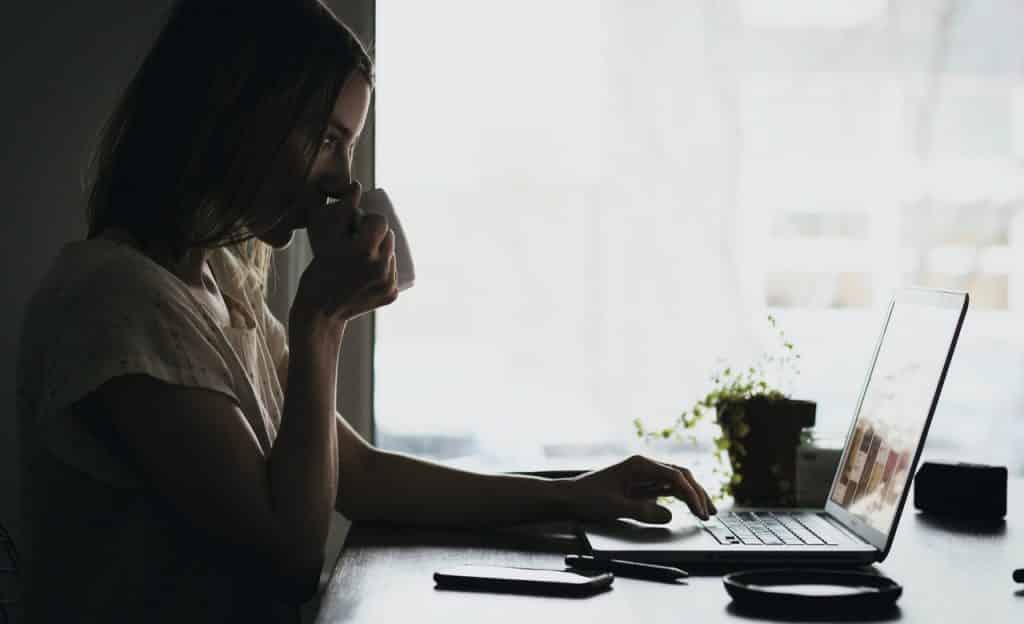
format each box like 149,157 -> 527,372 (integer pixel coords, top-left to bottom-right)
1014,568 -> 1023,583
566,555 -> 688,582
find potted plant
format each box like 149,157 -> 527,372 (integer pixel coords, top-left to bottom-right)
634,315 -> 814,506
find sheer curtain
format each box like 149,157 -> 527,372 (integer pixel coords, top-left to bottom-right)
373,0 -> 1024,474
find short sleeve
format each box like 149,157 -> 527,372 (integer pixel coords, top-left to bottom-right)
29,260 -> 243,485
39,272 -> 239,422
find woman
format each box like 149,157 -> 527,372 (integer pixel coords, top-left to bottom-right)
16,1 -> 714,621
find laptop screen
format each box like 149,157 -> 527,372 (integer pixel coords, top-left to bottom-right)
828,297 -> 962,536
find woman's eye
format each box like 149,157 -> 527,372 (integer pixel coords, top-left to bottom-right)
321,136 -> 341,152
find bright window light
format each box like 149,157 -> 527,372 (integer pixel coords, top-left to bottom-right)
374,1 -> 1024,474
740,0 -> 886,28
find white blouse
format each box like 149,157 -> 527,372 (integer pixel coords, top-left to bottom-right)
16,237 -> 295,622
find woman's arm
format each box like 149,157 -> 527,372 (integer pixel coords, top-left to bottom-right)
332,412 -> 713,528
339,447 -> 569,528
328,408 -> 567,527
92,318 -> 343,602
273,332 -> 713,527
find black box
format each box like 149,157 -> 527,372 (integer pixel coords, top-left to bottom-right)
914,461 -> 1007,519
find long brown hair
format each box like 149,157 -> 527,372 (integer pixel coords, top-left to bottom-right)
83,0 -> 374,292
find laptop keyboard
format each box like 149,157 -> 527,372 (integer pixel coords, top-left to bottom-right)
701,511 -> 840,546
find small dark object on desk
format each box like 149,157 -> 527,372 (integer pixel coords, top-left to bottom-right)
434,564 -> 613,597
915,461 -> 1007,520
565,555 -> 688,582
723,568 -> 902,615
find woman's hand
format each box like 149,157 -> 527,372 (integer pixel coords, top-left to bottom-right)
293,181 -> 399,327
565,455 -> 716,524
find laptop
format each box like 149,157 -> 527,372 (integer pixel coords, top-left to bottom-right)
580,288 -> 969,566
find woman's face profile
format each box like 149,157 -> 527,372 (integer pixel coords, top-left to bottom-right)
254,72 -> 372,249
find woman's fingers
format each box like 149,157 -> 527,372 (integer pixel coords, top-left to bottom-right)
626,456 -> 710,520
354,213 -> 390,254
684,459 -> 716,514
388,246 -> 398,290
668,462 -> 717,515
379,229 -> 396,263
297,179 -> 404,323
369,254 -> 396,297
347,180 -> 363,231
309,181 -> 368,259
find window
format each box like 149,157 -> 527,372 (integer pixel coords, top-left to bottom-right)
373,1 -> 1024,476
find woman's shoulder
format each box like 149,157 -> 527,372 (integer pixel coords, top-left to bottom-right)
26,238 -> 193,326
41,237 -> 178,294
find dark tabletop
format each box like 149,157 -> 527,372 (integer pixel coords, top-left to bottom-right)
315,479 -> 1023,623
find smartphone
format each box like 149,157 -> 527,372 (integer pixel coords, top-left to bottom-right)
433,564 -> 613,597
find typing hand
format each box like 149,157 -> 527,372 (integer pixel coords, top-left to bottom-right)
565,455 -> 716,524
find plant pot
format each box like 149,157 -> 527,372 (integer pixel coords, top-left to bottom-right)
717,397 -> 816,507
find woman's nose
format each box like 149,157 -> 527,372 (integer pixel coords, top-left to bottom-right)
340,150 -> 354,186
318,150 -> 353,187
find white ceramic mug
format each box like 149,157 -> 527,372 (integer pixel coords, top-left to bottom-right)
358,188 -> 415,292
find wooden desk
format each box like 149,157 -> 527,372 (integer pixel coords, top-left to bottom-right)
316,479 -> 1023,623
